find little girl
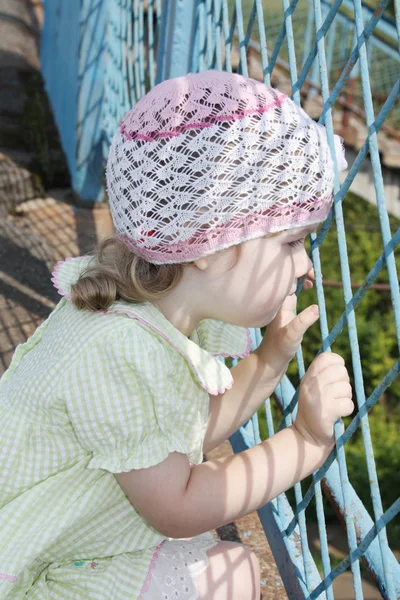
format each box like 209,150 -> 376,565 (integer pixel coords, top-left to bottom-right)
0,70 -> 352,599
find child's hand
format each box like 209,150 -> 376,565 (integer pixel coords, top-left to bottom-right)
294,353 -> 354,447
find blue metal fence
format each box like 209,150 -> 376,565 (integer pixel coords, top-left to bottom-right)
41,1 -> 400,597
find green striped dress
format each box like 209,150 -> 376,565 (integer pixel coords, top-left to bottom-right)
0,256 -> 251,599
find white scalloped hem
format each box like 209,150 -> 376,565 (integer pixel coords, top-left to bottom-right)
139,532 -> 219,600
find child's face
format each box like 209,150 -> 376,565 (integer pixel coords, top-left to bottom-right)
195,225 -> 316,329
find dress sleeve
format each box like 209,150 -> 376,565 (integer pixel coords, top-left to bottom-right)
57,324 -> 193,472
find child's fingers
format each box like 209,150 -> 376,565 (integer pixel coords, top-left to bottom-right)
303,279 -> 314,290
329,394 -> 354,419
300,269 -> 315,290
307,352 -> 345,378
315,365 -> 350,386
287,305 -> 319,343
339,396 -> 355,417
324,380 -> 353,401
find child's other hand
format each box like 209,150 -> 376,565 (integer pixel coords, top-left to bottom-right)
256,288 -> 320,374
294,352 -> 354,447
302,267 -> 315,291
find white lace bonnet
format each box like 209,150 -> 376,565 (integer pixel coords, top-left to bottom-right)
106,69 -> 347,264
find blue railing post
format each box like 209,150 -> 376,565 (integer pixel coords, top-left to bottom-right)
75,0 -> 108,203
41,0 -> 108,204
41,0 -> 81,194
156,0 -> 199,82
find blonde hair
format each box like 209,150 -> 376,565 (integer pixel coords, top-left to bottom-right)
70,231 -> 286,312
71,237 -> 184,311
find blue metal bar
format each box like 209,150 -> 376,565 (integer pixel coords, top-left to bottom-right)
213,0 -> 223,71
103,1 -> 121,149
243,0 -> 257,53
282,0 -> 300,104
234,0 -> 248,75
264,0 -> 299,80
197,0 -> 205,72
254,0 -> 271,87
74,0 -> 108,202
312,2 -> 364,596
325,4 -> 337,88
120,0 -> 129,113
133,0 -> 142,99
276,10 -> 325,588
41,0 -> 81,193
146,0 -> 157,89
222,0 -> 235,73
346,7 -> 399,594
302,0 -> 314,69
138,0 -> 146,96
205,0 -> 213,71
156,0 -> 198,81
276,8 -> 339,585
126,0 -> 136,104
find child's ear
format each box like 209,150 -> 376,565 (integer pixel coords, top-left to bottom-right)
192,257 -> 209,271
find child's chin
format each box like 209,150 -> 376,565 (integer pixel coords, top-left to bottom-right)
254,311 -> 279,329
221,311 -> 277,329
243,315 -> 277,329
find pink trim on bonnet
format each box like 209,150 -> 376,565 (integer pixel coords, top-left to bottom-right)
120,96 -> 287,142
118,197 -> 332,264
138,540 -> 165,599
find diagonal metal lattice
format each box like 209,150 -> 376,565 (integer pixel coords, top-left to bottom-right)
41,0 -> 400,597
192,1 -> 400,598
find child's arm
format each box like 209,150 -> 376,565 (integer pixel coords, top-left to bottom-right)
204,298 -> 320,453
116,352 -> 353,538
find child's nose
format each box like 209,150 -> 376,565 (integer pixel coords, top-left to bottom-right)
296,252 -> 313,279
